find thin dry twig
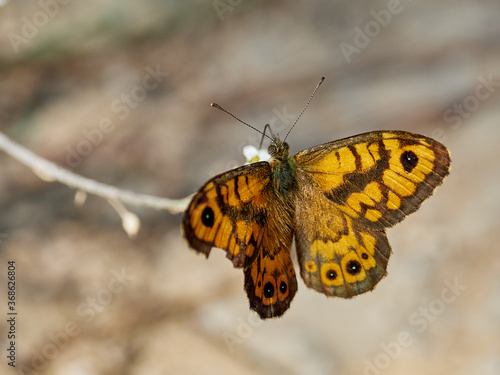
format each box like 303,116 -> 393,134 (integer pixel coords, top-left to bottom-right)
0,131 -> 191,214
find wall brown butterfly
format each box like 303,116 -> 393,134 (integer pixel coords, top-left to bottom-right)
182,82 -> 451,319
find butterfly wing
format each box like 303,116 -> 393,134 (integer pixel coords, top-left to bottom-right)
182,162 -> 297,318
294,131 -> 451,297
294,187 -> 391,298
182,162 -> 271,267
244,235 -> 297,319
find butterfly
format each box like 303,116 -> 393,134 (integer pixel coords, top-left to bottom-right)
182,87 -> 451,319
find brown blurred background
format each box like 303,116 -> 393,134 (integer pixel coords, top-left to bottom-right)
1,1 -> 499,374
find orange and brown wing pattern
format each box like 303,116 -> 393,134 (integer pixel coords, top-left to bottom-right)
244,237 -> 297,319
295,131 -> 451,229
182,160 -> 298,318
294,131 -> 450,297
182,162 -> 272,268
242,180 -> 298,318
294,181 -> 391,297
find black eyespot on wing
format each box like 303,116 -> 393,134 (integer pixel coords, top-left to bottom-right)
346,260 -> 362,275
279,281 -> 287,294
263,282 -> 274,298
400,150 -> 419,173
361,253 -> 369,260
201,207 -> 215,227
326,269 -> 337,280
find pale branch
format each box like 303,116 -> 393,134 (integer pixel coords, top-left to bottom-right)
0,131 -> 191,214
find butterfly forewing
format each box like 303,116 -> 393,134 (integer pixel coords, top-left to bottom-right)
295,131 -> 451,229
182,162 -> 272,267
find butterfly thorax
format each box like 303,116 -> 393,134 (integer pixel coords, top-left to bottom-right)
268,139 -> 298,196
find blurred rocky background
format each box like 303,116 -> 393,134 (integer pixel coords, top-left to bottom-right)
0,0 -> 499,374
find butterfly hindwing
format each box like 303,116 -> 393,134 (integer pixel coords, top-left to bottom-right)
294,131 -> 450,296
294,178 -> 391,297
244,239 -> 297,319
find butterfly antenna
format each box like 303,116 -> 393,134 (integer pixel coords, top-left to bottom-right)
211,103 -> 273,142
283,76 -> 325,142
259,124 -> 272,149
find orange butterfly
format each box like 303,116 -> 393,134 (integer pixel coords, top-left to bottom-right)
182,80 -> 451,319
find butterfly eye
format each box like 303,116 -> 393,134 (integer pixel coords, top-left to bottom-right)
268,145 -> 277,155
282,142 -> 289,150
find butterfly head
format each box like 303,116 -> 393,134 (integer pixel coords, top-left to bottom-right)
242,137 -> 289,165
268,137 -> 290,159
